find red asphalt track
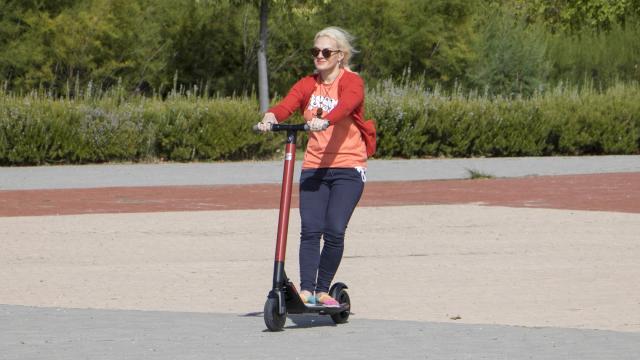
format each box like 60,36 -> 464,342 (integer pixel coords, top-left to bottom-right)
1,172 -> 639,217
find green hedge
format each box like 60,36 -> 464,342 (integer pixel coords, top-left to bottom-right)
0,94 -> 280,165
1,82 -> 639,165
368,80 -> 640,158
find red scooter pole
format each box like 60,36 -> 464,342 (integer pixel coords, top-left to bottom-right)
274,130 -> 297,264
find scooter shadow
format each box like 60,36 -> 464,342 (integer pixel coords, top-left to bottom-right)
285,314 -> 337,329
241,312 -> 339,330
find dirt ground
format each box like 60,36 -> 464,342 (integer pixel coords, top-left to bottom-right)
1,201 -> 639,333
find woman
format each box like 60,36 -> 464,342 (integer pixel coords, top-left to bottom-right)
256,26 -> 374,306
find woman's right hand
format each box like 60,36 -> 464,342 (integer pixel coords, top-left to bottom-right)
256,112 -> 277,132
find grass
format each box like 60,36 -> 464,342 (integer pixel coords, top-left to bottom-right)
466,168 -> 495,180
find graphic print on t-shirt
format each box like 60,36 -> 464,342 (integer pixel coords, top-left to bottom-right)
307,94 -> 338,114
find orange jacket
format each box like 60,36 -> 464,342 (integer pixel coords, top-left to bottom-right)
268,71 -> 376,158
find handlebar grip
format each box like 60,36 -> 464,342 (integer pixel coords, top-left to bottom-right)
253,123 -> 275,132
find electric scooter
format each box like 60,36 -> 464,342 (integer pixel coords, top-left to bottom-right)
253,114 -> 351,331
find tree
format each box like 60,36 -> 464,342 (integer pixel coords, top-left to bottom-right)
317,0 -> 477,88
467,4 -> 550,96
258,0 -> 269,112
256,0 -> 331,110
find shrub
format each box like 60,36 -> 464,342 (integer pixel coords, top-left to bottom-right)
0,92 -> 280,165
366,79 -> 640,158
1,80 -> 639,165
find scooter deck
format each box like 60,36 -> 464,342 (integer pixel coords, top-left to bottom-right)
303,303 -> 350,315
283,282 -> 350,315
286,299 -> 350,315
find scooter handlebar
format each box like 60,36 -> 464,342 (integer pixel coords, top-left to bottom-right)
254,108 -> 328,132
252,122 -> 328,132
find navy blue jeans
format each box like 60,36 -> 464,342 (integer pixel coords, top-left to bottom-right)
299,167 -> 365,294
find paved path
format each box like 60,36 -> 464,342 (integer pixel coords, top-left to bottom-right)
1,155 -> 639,190
2,305 -> 639,360
2,172 -> 639,216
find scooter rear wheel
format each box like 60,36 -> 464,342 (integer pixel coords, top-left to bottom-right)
264,297 -> 286,331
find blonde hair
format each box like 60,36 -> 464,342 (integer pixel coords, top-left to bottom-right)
314,27 -> 358,70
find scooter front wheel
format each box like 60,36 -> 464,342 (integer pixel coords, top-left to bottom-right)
264,297 -> 286,331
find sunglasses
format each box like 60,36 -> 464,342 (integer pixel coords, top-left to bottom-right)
310,47 -> 341,59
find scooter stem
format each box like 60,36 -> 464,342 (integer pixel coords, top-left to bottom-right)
273,130 -> 297,290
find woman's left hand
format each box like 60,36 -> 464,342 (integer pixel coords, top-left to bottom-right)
308,117 -> 329,131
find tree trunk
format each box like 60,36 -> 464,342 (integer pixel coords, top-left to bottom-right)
258,0 -> 269,113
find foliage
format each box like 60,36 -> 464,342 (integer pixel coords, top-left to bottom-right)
545,18 -> 640,87
509,0 -> 640,33
467,4 -> 551,96
317,0 -> 477,88
0,0 -> 481,95
1,0 -> 639,105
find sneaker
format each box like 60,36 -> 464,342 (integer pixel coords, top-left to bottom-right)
299,290 -> 316,304
316,293 -> 340,307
